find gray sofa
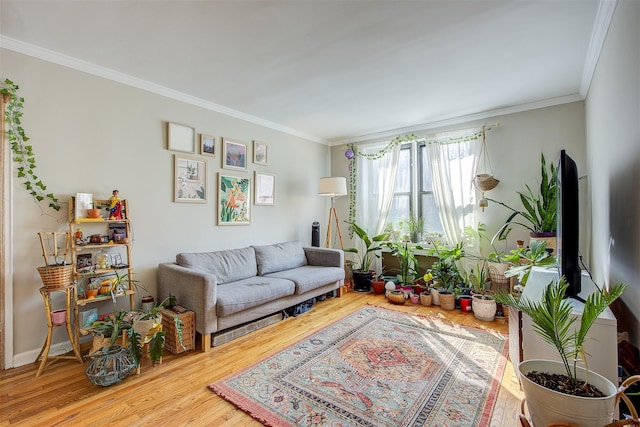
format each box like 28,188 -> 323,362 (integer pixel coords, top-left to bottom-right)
157,241 -> 344,351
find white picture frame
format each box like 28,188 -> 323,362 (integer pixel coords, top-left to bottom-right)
254,172 -> 275,205
167,122 -> 196,153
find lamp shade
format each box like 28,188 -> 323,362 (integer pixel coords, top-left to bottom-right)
318,177 -> 347,196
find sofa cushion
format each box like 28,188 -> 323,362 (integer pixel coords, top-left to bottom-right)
216,277 -> 296,317
264,265 -> 344,295
176,247 -> 257,284
253,241 -> 307,275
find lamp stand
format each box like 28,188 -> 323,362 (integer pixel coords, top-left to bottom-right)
325,196 -> 345,250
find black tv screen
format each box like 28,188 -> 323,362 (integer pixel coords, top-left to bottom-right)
557,149 -> 581,298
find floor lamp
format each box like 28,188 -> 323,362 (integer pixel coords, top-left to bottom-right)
318,177 -> 347,249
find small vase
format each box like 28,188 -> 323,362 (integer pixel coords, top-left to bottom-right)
409,293 -> 420,304
430,288 -> 441,306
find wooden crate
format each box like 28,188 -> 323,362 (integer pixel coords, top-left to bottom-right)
161,307 -> 195,354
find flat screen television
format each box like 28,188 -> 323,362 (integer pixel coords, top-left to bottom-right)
557,149 -> 581,298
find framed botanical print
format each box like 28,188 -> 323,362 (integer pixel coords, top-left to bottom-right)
222,138 -> 247,171
253,140 -> 268,165
218,173 -> 251,225
254,172 -> 275,205
174,155 -> 207,203
167,122 -> 196,153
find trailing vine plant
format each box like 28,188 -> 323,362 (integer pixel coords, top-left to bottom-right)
1,78 -> 60,211
345,133 -> 418,232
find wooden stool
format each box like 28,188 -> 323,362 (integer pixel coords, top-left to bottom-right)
35,285 -> 83,377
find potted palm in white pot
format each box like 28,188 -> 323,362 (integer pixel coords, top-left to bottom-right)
494,277 -> 626,426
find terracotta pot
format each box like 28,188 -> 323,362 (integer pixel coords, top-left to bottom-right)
87,209 -> 101,218
371,279 -> 386,295
85,288 -> 99,299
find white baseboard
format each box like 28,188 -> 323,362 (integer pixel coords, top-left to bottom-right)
13,336 -> 91,368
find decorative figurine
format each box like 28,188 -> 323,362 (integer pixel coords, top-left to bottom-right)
109,189 -> 124,220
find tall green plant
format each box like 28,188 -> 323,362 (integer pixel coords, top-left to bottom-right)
494,277 -> 626,389
1,79 -> 60,211
385,241 -> 422,285
489,153 -> 556,239
344,221 -> 389,272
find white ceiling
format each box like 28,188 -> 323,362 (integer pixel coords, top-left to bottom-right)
0,1 -> 606,144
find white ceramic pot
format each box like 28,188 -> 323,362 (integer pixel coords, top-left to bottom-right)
430,287 -> 441,306
519,359 -> 618,427
472,294 -> 496,321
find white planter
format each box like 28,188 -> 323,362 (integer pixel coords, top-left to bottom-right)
472,294 -> 496,321
430,287 -> 441,306
519,359 -> 618,427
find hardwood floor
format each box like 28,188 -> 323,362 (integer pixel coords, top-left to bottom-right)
0,292 -> 523,426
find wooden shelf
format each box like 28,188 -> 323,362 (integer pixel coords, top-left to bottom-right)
76,290 -> 135,307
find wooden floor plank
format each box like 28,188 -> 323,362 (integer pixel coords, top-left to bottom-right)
0,293 -> 521,426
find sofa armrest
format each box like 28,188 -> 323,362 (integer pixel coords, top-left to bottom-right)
304,247 -> 344,268
157,263 -> 218,336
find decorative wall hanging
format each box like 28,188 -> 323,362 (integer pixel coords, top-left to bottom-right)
200,134 -> 215,156
174,155 -> 207,203
254,172 -> 275,205
222,138 -> 247,171
218,173 -> 251,225
253,140 -> 268,165
167,122 -> 196,153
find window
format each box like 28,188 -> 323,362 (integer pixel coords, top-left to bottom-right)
387,141 -> 445,241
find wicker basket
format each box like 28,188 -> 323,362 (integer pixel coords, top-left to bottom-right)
473,173 -> 500,192
85,345 -> 136,387
37,264 -> 74,289
387,290 -> 406,305
161,307 -> 195,354
439,291 -> 456,310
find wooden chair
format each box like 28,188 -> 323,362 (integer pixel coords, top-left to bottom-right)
518,375 -> 640,427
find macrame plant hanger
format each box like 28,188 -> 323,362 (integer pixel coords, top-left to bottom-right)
473,126 -> 499,211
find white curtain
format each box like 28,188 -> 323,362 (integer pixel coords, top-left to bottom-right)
426,128 -> 482,251
355,141 -> 400,237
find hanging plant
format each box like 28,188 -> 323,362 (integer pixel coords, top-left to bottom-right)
1,78 -> 60,211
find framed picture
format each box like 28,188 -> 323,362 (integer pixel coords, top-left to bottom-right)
167,122 -> 195,153
76,253 -> 93,270
174,155 -> 207,203
253,140 -> 268,165
111,253 -> 123,267
222,138 -> 247,171
254,172 -> 276,205
200,134 -> 215,156
218,173 -> 251,225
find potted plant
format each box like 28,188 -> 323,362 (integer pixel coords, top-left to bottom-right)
427,241 -> 464,310
494,277 -> 626,426
399,213 -> 425,243
370,270 -> 386,295
488,153 -> 557,252
385,241 -> 422,288
467,262 -> 497,321
502,239 -> 556,288
344,221 -> 390,292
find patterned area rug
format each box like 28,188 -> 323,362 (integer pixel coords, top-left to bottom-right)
209,306 -> 507,427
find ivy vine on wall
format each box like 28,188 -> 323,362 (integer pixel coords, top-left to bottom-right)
1,78 -> 60,211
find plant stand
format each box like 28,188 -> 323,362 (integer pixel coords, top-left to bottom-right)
35,285 -> 83,377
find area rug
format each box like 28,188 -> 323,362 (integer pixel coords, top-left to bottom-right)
209,306 -> 508,427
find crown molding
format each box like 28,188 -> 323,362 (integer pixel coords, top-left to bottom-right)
0,36 -> 328,145
579,0 -> 618,98
332,93 -> 584,146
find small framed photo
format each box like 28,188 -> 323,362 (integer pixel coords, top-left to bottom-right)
200,134 -> 215,156
174,155 -> 207,203
253,140 -> 268,165
76,253 -> 93,270
222,138 -> 247,171
218,173 -> 251,225
254,172 -> 276,205
167,122 -> 196,153
111,253 -> 123,267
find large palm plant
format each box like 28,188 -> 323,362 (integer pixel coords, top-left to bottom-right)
494,277 -> 626,390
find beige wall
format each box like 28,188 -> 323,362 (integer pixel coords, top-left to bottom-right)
586,0 -> 640,345
331,101 -> 587,255
2,49 -> 332,364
